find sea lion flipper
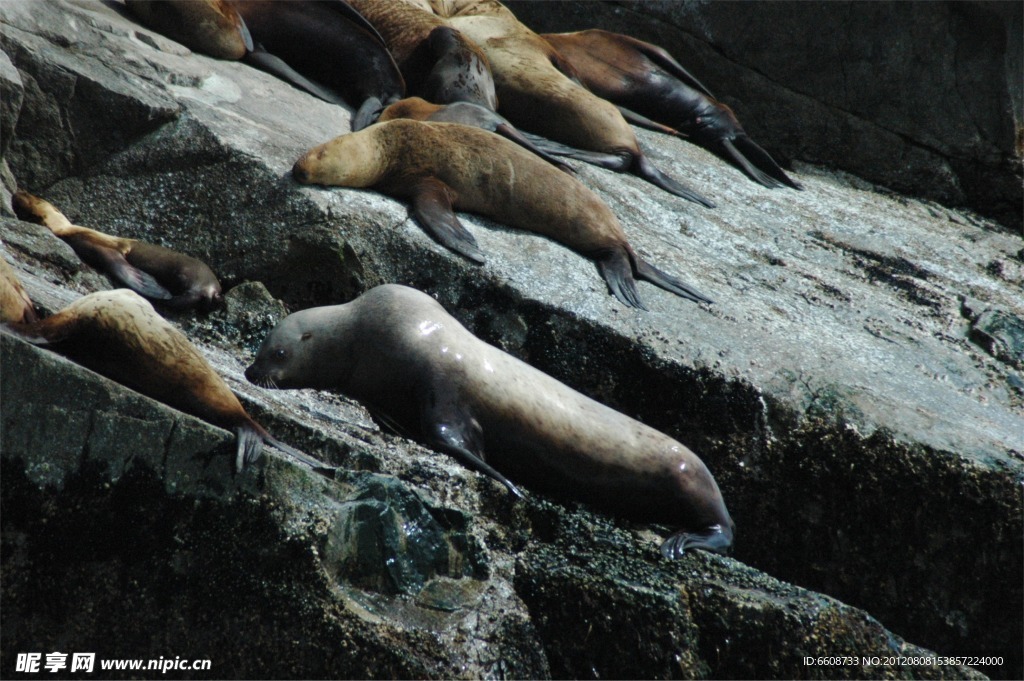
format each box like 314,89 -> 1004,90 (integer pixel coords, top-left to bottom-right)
352,96 -> 385,132
430,434 -> 524,498
95,248 -> 174,301
262,433 -> 330,470
596,250 -> 647,310
634,258 -> 714,305
615,105 -> 680,136
244,46 -> 348,106
660,524 -> 733,558
725,137 -> 803,190
235,424 -> 265,472
633,154 -> 715,208
235,9 -> 255,53
410,178 -> 486,264
493,123 -> 575,173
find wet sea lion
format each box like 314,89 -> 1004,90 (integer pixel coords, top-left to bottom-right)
378,96 -> 572,172
348,0 -> 496,110
12,191 -> 223,312
246,284 -> 734,556
0,257 -> 38,324
1,290 -> 320,472
293,119 -> 712,309
542,30 -> 802,190
429,0 -> 713,207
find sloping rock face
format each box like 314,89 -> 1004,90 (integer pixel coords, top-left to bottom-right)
1,1 -> 1021,679
508,0 -> 1023,232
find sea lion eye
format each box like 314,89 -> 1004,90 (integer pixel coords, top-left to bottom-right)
301,332 -> 312,341
274,348 -> 287,359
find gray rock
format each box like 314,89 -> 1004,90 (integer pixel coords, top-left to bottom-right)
1,0 -> 1021,678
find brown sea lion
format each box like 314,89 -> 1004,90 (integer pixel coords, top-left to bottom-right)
348,0 -> 496,110
245,284 -> 734,556
378,96 -> 572,172
125,0 -> 252,59
1,290 -> 321,472
12,191 -> 223,312
0,257 -> 38,324
428,0 -> 713,207
542,29 -> 802,190
292,119 -> 712,309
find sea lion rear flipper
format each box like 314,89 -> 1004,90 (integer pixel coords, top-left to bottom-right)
93,247 -> 174,301
493,123 -> 575,173
262,433 -> 331,471
724,137 -> 803,190
596,249 -> 647,310
244,46 -> 348,106
660,524 -> 733,558
634,257 -> 714,305
615,105 -> 680,136
519,132 -> 632,170
410,178 -> 486,264
633,153 -> 715,208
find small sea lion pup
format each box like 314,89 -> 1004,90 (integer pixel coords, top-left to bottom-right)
378,96 -> 572,172
429,0 -> 713,207
348,0 -> 497,110
246,284 -> 735,557
12,191 -> 223,312
542,30 -> 802,190
0,257 -> 38,324
1,290 -> 320,472
293,119 -> 712,309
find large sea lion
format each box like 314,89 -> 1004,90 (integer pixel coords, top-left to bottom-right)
0,257 -> 38,324
245,284 -> 734,557
428,0 -> 713,207
1,290 -> 320,472
12,191 -> 224,313
348,0 -> 497,110
125,0 -> 252,59
378,96 -> 572,172
293,119 -> 712,309
542,30 -> 803,190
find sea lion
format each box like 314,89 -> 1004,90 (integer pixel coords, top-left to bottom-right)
125,0 -> 252,60
245,284 -> 734,557
348,0 -> 497,110
12,191 -> 224,312
0,257 -> 38,324
293,119 -> 712,309
378,96 -> 572,172
542,30 -> 802,190
428,0 -> 713,207
1,289 -> 320,472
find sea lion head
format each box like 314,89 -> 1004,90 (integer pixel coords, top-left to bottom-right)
246,306 -> 355,390
292,128 -> 388,188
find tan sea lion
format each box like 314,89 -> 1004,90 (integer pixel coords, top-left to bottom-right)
1,289 -> 320,472
542,30 -> 802,190
0,257 -> 38,324
348,0 -> 497,110
12,191 -> 224,313
245,284 -> 734,556
292,119 -> 712,309
428,0 -> 714,207
378,96 -> 572,172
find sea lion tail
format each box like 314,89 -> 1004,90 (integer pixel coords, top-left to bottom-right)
660,523 -> 733,558
633,153 -> 715,208
724,136 -> 803,190
634,257 -> 714,305
596,249 -> 647,310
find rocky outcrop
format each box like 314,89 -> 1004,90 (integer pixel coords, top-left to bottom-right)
1,1 -> 1021,678
507,0 -> 1023,232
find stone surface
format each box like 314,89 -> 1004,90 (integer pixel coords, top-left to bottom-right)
1,1 -> 1021,678
507,0 -> 1023,232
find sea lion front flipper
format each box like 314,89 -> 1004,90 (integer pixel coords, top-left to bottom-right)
660,524 -> 733,558
616,105 -> 681,136
409,177 -> 486,264
633,153 -> 715,208
352,96 -> 385,132
611,33 -> 716,99
634,257 -> 714,305
596,249 -> 647,310
493,123 -> 575,173
518,133 -> 634,170
262,432 -> 331,471
235,424 -> 265,473
244,46 -> 348,106
90,245 -> 174,301
724,137 -> 803,190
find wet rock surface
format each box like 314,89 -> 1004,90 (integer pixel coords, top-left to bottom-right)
1,1 -> 1021,679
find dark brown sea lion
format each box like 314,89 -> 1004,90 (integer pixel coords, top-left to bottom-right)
542,29 -> 802,190
1,290 -> 321,472
125,0 -> 252,59
378,96 -> 572,172
348,0 -> 497,110
429,0 -> 714,207
245,284 -> 734,556
12,191 -> 223,312
0,257 -> 38,324
292,119 -> 712,309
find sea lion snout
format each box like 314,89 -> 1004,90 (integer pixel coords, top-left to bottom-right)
292,159 -> 311,183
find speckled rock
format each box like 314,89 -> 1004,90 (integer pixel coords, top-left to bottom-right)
1,0 -> 1021,678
